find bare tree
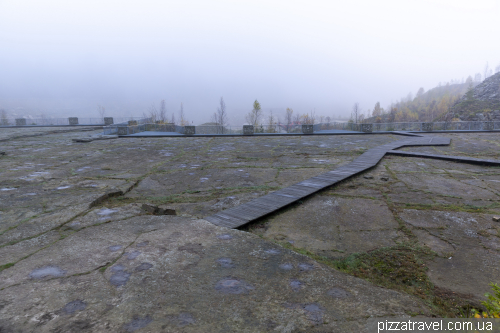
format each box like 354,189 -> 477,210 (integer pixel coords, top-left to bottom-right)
211,97 -> 228,133
285,107 -> 293,132
309,109 -> 316,124
351,102 -> 360,124
293,112 -> 301,125
267,110 -> 276,133
372,102 -> 382,117
148,104 -> 158,123
179,103 -> 188,126
159,99 -> 167,123
245,99 -> 262,127
474,73 -> 482,83
97,105 -> 106,123
325,116 -> 331,130
495,63 -> 500,74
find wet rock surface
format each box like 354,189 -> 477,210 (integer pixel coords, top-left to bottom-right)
0,127 -> 499,331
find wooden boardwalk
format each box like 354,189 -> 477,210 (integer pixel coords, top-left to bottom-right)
205,134 -> 455,229
387,150 -> 500,166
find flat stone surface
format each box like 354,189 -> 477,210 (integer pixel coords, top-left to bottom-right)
1,127 -> 500,329
399,209 -> 500,296
260,196 -> 402,257
0,216 -> 430,332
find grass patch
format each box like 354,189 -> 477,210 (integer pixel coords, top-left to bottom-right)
331,243 -> 435,297
278,241 -> 479,317
0,263 -> 14,272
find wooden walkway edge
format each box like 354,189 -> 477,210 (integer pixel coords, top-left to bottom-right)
205,134 -> 458,229
387,150 -> 500,166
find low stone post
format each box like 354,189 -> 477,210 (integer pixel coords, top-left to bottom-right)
128,120 -> 138,126
422,122 -> 433,132
361,123 -> 373,133
104,117 -> 114,125
184,126 -> 195,135
483,121 -> 494,131
243,125 -> 254,135
117,127 -> 128,135
68,117 -> 79,125
302,124 -> 313,134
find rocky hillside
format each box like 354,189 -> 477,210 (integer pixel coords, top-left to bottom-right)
449,72 -> 500,121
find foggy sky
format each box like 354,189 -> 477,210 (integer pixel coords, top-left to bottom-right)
1,0 -> 500,124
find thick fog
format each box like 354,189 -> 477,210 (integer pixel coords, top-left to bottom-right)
1,0 -> 500,124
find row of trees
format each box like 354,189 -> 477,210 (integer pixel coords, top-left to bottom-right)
142,100 -> 190,126
243,100 -> 338,132
359,63 -> 500,124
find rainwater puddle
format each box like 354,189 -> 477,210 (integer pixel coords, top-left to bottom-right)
135,263 -> 153,271
125,250 -> 141,260
108,245 -> 123,252
290,279 -> 303,291
217,234 -> 233,240
29,266 -> 66,279
215,278 -> 254,294
97,208 -> 118,215
57,186 -> 71,190
279,263 -> 293,270
109,270 -> 131,287
1,188 -> 16,191
216,258 -> 235,268
62,300 -> 87,314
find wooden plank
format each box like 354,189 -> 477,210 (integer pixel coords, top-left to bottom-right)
387,150 -> 500,166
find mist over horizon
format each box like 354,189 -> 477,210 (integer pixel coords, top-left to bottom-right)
1,0 -> 500,125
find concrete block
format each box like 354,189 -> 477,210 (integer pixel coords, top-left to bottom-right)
104,117 -> 114,125
15,118 -> 26,126
243,125 -> 254,135
117,126 -> 128,135
361,123 -> 373,133
422,122 -> 433,132
483,122 -> 494,131
68,117 -> 79,125
184,126 -> 195,135
302,124 -> 313,134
